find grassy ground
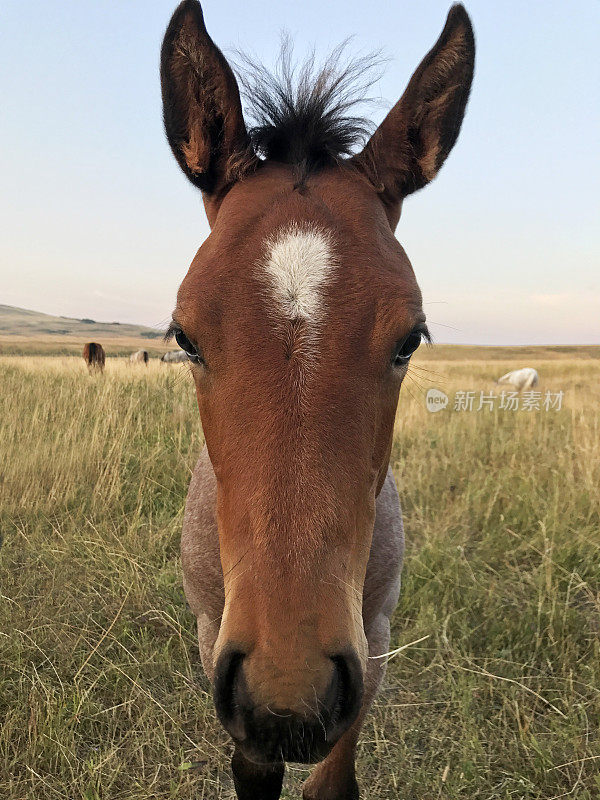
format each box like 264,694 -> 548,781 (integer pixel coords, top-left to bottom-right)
0,334 -> 171,358
0,351 -> 598,799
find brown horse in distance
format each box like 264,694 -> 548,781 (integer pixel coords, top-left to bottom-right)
82,342 -> 105,373
160,2 -> 474,798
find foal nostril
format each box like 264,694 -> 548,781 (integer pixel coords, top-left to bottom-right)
213,648 -> 247,740
213,646 -> 364,762
324,650 -> 364,742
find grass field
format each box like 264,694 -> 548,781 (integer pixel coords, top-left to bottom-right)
0,335 -> 170,359
1,351 -> 599,799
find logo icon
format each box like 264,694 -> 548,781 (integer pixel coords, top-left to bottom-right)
426,388 -> 448,413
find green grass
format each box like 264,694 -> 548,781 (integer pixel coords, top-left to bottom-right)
1,355 -> 599,799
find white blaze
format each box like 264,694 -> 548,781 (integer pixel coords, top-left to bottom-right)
263,223 -> 335,323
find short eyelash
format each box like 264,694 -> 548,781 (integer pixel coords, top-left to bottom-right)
416,324 -> 433,345
164,322 -> 179,342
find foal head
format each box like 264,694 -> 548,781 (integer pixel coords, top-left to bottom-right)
161,0 -> 474,763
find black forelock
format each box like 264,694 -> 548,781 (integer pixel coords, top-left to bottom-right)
233,38 -> 383,182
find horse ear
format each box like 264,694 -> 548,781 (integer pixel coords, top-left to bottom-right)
160,0 -> 257,199
351,4 -> 475,225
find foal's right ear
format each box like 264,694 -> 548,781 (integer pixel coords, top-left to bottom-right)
160,1 -> 257,202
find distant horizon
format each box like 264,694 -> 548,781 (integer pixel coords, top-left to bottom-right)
5,301 -> 599,349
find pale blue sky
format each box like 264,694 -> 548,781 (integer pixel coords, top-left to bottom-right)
1,0 -> 598,344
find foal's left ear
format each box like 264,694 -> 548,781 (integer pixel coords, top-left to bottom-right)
351,4 -> 475,227
160,0 -> 257,203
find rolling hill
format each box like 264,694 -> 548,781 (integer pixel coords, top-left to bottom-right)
0,305 -> 171,356
0,305 -> 162,339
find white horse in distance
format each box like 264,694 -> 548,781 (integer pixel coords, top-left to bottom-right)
129,350 -> 149,365
496,368 -> 539,391
161,350 -> 188,363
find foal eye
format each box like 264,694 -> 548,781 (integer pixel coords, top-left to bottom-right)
174,330 -> 202,363
393,330 -> 424,366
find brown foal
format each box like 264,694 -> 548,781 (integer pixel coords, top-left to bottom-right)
160,2 -> 474,797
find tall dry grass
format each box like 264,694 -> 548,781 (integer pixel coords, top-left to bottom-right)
0,353 -> 599,799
